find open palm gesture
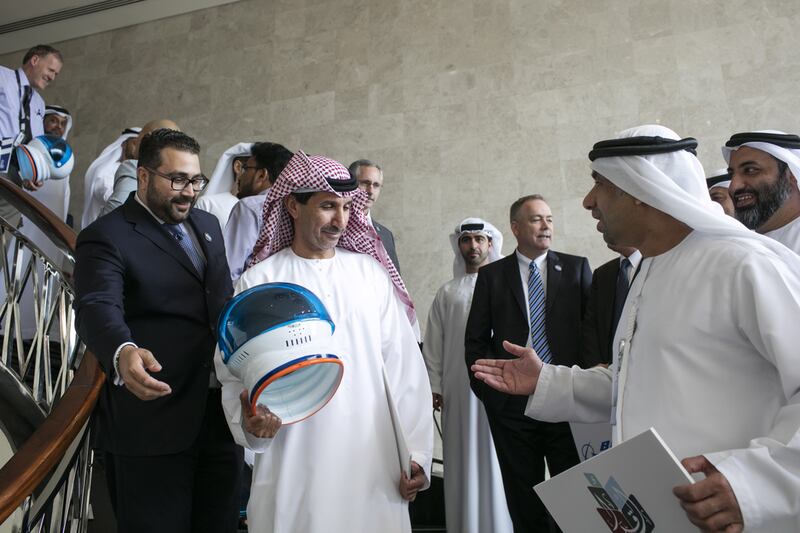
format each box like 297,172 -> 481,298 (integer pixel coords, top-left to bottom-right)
471,340 -> 544,395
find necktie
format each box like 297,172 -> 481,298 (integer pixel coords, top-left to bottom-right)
165,224 -> 206,276
21,85 -> 32,144
528,261 -> 553,364
611,258 -> 631,339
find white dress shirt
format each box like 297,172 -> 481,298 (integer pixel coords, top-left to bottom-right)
0,66 -> 44,141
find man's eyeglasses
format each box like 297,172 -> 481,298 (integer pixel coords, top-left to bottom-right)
145,167 -> 209,192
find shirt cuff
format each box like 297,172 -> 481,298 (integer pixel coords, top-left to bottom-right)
112,342 -> 137,386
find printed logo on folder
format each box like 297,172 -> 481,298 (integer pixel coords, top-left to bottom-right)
584,473 -> 655,533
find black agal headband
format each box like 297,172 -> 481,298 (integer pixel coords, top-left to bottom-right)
724,132 -> 800,150
326,176 -> 358,193
588,136 -> 698,161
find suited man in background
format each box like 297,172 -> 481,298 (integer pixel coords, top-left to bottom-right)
349,159 -> 401,272
74,129 -> 242,533
580,245 -> 641,367
465,194 -> 591,532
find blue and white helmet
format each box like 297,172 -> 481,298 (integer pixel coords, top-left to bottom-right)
217,282 -> 344,424
15,134 -> 74,183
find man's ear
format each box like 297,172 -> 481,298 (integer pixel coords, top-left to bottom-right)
136,166 -> 149,185
284,195 -> 299,219
232,159 -> 244,177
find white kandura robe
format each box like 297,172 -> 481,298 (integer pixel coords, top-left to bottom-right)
423,273 -> 512,533
216,247 -> 433,533
194,191 -> 238,231
765,214 -> 800,256
526,231 -> 800,532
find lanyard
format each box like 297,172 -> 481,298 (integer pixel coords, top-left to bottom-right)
14,69 -> 30,144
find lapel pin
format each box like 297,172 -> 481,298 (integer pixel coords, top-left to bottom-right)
554,264 -> 562,272
204,232 -> 212,242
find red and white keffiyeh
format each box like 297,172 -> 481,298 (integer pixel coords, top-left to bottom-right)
249,150 -> 416,322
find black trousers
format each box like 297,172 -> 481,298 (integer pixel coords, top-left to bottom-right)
105,389 -> 243,533
485,396 -> 579,533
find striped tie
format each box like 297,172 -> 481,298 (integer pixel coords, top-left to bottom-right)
165,224 -> 206,276
528,261 -> 553,363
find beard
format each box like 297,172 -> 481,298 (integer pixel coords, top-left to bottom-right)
146,181 -> 194,224
462,249 -> 489,267
734,171 -> 793,230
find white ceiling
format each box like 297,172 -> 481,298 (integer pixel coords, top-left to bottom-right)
0,0 -> 240,55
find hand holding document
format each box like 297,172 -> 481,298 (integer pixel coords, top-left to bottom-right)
382,366 -> 411,478
535,428 -> 696,532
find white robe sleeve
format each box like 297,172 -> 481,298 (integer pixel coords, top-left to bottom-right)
378,269 -> 434,487
421,288 -> 446,396
525,364 -> 613,424
215,345 -> 274,452
215,268 -> 275,452
704,255 -> 800,532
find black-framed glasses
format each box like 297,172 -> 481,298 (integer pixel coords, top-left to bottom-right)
145,167 -> 209,192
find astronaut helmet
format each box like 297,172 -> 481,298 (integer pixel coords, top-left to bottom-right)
217,282 -> 344,424
15,134 -> 74,183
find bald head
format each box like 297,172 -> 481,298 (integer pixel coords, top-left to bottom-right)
129,119 -> 180,161
140,119 -> 179,137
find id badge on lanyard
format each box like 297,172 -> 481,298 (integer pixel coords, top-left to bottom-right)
609,260 -> 647,432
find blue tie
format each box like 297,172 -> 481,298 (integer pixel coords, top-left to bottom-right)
165,224 -> 206,276
528,261 -> 553,364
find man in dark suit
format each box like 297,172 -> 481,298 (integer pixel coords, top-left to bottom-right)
465,194 -> 591,532
580,245 -> 641,367
74,129 -> 242,533
348,158 -> 400,272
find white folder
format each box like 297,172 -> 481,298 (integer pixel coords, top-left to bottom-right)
535,427 -> 696,532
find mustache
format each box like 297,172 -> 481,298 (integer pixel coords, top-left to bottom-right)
321,224 -> 343,235
731,186 -> 757,197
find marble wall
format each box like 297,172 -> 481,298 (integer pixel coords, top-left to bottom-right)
3,0 -> 800,327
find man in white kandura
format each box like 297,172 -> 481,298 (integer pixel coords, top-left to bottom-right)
422,217 -> 512,533
472,124 -> 800,532
81,126 -> 140,228
195,142 -> 252,229
723,131 -> 800,253
215,151 -> 433,533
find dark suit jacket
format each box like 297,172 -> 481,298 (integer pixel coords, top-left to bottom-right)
373,219 -> 400,274
580,257 -> 620,367
465,250 -> 591,411
74,194 -> 233,456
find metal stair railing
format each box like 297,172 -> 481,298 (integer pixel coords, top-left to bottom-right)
0,177 -> 104,532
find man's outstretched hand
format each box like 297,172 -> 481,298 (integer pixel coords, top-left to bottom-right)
470,340 -> 543,395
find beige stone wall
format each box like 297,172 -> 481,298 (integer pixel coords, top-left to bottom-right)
3,0 -> 800,325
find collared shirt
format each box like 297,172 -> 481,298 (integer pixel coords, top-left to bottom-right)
621,250 -> 643,285
224,190 -> 267,282
134,192 -> 206,262
0,66 -> 44,141
516,249 -> 548,348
